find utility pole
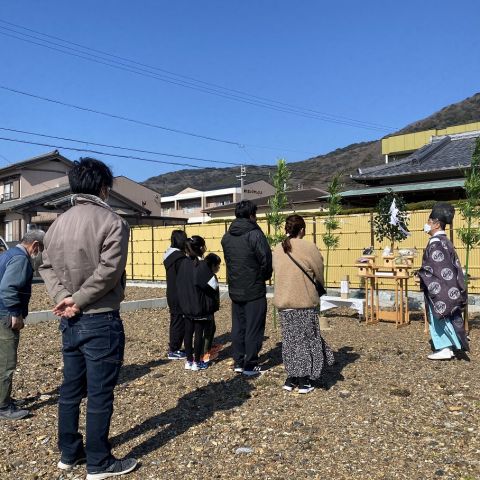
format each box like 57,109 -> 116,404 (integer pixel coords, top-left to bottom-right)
237,165 -> 246,200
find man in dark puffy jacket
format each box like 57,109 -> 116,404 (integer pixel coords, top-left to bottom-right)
221,200 -> 272,376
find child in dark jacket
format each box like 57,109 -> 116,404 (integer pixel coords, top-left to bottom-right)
202,253 -> 221,363
176,236 -> 220,371
163,230 -> 187,360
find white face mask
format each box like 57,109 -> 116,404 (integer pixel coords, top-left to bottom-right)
423,223 -> 432,234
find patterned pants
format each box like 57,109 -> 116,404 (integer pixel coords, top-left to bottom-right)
279,308 -> 334,379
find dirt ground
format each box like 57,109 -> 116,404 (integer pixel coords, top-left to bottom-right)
29,284 -> 166,311
0,292 -> 479,480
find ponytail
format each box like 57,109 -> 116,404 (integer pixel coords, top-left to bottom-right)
185,235 -> 206,263
282,215 -> 306,253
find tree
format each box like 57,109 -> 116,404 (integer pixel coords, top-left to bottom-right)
373,190 -> 409,251
321,174 -> 342,287
457,137 -> 480,329
265,158 -> 290,246
265,158 -> 290,329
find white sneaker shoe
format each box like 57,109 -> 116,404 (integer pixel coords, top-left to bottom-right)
428,348 -> 453,360
191,362 -> 200,371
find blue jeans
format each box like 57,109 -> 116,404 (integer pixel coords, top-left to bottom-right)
58,311 -> 125,473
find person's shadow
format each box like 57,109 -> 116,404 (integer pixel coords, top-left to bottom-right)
111,375 -> 254,458
315,346 -> 360,390
117,359 -> 169,386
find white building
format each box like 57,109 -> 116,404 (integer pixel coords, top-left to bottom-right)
161,180 -> 274,223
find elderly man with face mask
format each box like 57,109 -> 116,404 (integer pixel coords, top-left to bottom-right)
418,203 -> 469,360
0,229 -> 45,420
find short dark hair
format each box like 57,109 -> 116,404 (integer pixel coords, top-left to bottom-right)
235,200 -> 257,219
68,157 -> 113,196
171,230 -> 187,250
205,252 -> 221,269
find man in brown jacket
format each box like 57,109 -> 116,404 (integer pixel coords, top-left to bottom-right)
40,158 -> 137,479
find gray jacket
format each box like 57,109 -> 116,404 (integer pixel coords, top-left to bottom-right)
39,195 -> 130,314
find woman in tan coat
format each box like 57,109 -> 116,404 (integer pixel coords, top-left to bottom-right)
273,214 -> 334,393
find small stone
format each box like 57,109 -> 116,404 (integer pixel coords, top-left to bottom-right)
339,390 -> 351,398
235,447 -> 254,454
447,406 -> 463,412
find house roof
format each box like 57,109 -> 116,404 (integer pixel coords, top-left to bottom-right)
0,184 -> 151,215
352,132 -> 479,183
0,185 -> 71,212
321,178 -> 466,200
44,189 -> 151,215
0,150 -> 73,176
203,187 -> 327,214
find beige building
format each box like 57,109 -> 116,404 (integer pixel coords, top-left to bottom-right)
203,187 -> 328,221
161,180 -> 275,223
0,150 -> 186,242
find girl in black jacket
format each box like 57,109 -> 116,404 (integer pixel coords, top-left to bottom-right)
176,236 -> 220,371
202,253 -> 221,363
163,230 -> 187,359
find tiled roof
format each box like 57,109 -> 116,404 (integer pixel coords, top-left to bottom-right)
0,185 -> 70,212
352,133 -> 479,182
320,179 -> 465,199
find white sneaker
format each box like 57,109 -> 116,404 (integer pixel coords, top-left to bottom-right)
57,456 -> 86,470
191,362 -> 200,371
184,361 -> 193,370
428,348 -> 453,360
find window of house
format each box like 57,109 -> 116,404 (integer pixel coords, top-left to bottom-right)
179,199 -> 201,213
4,220 -> 21,242
3,178 -> 20,201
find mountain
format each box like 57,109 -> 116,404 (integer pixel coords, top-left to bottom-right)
143,92 -> 480,195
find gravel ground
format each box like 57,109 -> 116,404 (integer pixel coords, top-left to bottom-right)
1,294 -> 479,480
29,284 -> 166,312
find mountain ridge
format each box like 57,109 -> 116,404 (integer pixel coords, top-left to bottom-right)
143,92 -> 480,196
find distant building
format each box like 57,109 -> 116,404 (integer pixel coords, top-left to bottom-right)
203,187 -> 328,221
0,150 -> 186,242
337,129 -> 480,207
160,180 -> 275,223
381,121 -> 480,163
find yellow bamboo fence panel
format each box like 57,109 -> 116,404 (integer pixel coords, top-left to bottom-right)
126,208 -> 480,293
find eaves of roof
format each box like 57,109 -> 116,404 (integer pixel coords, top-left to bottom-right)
0,185 -> 71,212
321,178 -> 465,199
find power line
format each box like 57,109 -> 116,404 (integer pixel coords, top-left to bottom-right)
0,19 -> 396,132
0,126 -> 241,166
0,26 -> 388,131
0,136 -> 214,169
0,125 -> 343,177
0,136 -> 319,183
0,85 -> 323,156
0,85 -> 241,146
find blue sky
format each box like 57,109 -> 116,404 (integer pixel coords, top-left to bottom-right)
0,1 -> 479,183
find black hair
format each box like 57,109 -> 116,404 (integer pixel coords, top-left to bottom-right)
185,235 -> 206,262
205,252 -> 221,270
282,214 -> 306,253
171,230 -> 187,251
429,202 -> 455,230
235,200 -> 257,219
68,157 -> 114,196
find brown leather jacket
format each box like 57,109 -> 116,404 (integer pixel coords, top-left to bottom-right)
39,195 -> 130,314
